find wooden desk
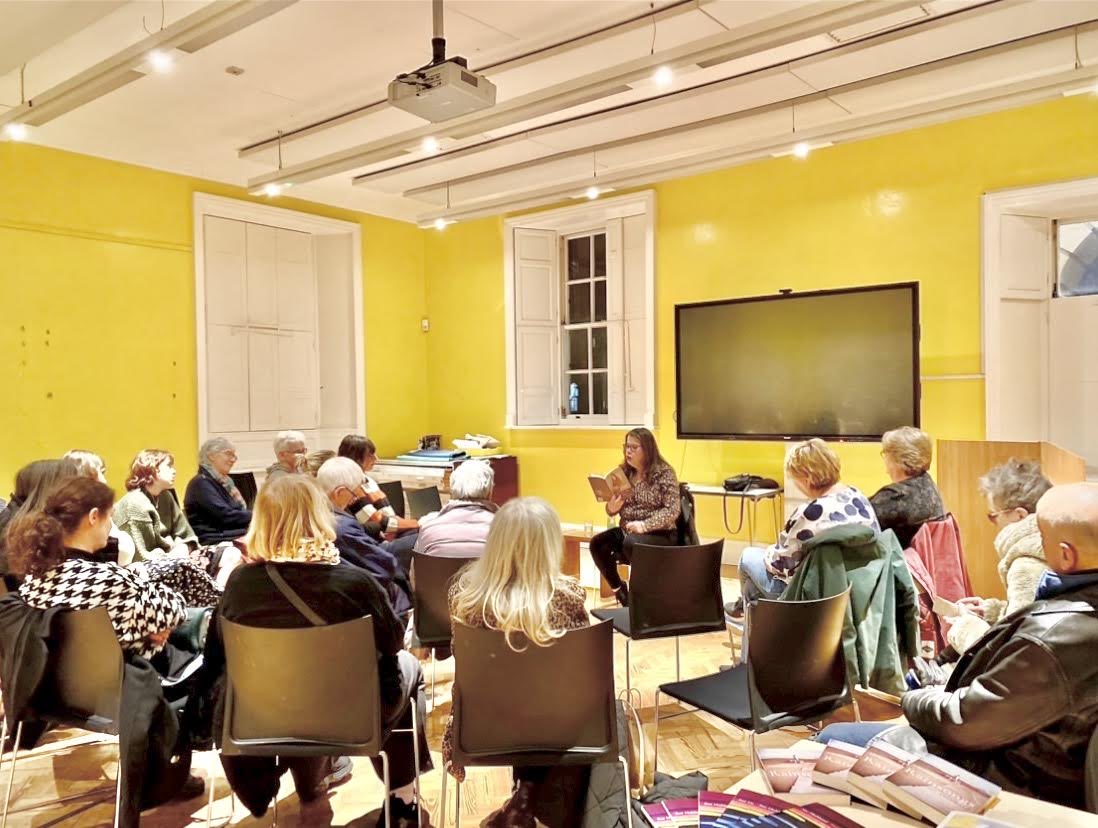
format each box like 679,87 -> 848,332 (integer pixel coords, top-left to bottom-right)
561,527 -> 618,599
730,752 -> 1097,827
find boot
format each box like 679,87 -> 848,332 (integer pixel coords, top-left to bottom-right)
484,781 -> 536,828
614,583 -> 630,607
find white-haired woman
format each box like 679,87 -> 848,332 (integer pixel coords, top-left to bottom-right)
443,497 -> 587,828
413,460 -> 497,559
869,426 -> 945,549
184,437 -> 252,545
266,430 -> 307,480
193,474 -> 430,822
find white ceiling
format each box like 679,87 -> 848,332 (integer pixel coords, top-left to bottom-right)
3,0 -> 1098,223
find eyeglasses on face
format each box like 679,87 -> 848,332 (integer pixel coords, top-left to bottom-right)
622,443 -> 641,452
986,509 -> 1008,523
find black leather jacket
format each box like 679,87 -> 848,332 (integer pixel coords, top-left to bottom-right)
902,576 -> 1098,808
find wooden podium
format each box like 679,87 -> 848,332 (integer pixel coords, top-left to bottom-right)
937,440 -> 1085,599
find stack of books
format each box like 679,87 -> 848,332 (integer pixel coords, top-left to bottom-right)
640,790 -> 863,827
754,742 -> 1002,825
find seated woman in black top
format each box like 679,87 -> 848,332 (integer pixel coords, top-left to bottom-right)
870,426 -> 945,549
589,427 -> 681,606
183,437 -> 252,545
195,474 -> 431,823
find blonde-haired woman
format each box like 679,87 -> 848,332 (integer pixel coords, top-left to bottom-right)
870,426 -> 945,548
196,475 -> 430,823
445,497 -> 588,828
730,439 -> 879,618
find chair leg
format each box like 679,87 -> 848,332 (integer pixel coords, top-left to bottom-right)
430,649 -> 437,713
618,756 -> 633,828
410,695 -> 422,819
2,721 -> 23,828
455,779 -> 461,827
675,637 -> 681,682
624,637 -> 631,703
748,730 -> 757,771
652,690 -> 660,775
272,756 -> 278,827
0,716 -> 7,760
206,756 -> 216,827
380,750 -> 391,828
112,761 -> 122,828
726,621 -> 737,663
439,761 -> 448,828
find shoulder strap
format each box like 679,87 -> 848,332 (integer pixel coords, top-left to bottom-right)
265,564 -> 327,626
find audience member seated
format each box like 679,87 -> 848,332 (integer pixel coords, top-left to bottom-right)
947,459 -> 1052,653
0,457 -> 80,586
7,477 -> 187,660
445,496 -> 588,828
305,449 -> 336,477
412,460 -> 497,561
337,434 -> 420,539
815,482 -> 1098,810
193,474 -> 431,823
729,438 -> 879,618
316,457 -> 412,615
66,449 -> 139,564
184,437 -> 252,545
869,426 -> 945,548
265,430 -> 307,481
589,427 -> 681,607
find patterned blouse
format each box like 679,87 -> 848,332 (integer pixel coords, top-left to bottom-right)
352,475 -> 402,537
20,551 -> 187,659
764,485 -> 879,580
442,576 -> 588,780
869,471 -> 945,549
619,462 -> 681,533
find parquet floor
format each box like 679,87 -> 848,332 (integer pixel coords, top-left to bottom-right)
2,568 -> 898,827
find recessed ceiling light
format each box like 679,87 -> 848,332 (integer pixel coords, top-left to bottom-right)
653,66 -> 674,88
422,136 -> 440,154
148,50 -> 174,73
433,217 -> 449,230
585,186 -> 602,200
3,123 -> 29,141
225,65 -> 246,76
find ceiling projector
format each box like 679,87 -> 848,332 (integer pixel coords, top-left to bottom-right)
387,0 -> 496,123
388,56 -> 496,122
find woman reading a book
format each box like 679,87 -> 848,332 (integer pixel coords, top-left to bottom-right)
588,428 -> 681,606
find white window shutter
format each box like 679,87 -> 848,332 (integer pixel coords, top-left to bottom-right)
247,330 -> 280,431
206,324 -> 249,432
622,214 -> 648,425
203,216 -> 247,326
513,227 -> 559,425
276,229 -> 316,331
604,219 -> 626,423
246,223 -> 279,326
278,331 -> 319,429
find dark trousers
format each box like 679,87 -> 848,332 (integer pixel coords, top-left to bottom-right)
220,651 -> 431,816
386,532 -> 420,578
588,526 -> 677,590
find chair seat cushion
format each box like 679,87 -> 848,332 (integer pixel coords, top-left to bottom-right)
659,666 -> 754,728
590,607 -> 631,636
590,607 -> 725,640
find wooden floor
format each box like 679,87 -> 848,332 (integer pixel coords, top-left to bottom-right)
2,569 -> 894,827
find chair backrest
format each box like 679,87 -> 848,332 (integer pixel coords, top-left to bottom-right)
407,486 -> 443,519
627,539 -> 725,639
220,615 -> 382,756
747,588 -> 850,721
229,471 -> 259,509
451,620 -> 617,764
675,483 -> 700,546
379,480 -> 406,518
47,607 -> 124,733
412,551 -> 477,646
1086,725 -> 1098,814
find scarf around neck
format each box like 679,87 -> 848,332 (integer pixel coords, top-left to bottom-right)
993,512 -> 1045,582
265,537 -> 340,566
202,463 -> 247,509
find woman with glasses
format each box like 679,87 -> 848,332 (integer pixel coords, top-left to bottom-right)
948,458 -> 1051,653
184,437 -> 252,545
588,428 -> 681,606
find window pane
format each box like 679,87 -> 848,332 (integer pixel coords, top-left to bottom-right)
568,283 -> 591,323
1058,220 -> 1098,297
567,329 -> 589,370
592,326 -> 607,369
593,372 -> 608,415
594,279 -> 607,321
566,373 -> 590,415
567,236 -> 590,282
594,233 -> 606,277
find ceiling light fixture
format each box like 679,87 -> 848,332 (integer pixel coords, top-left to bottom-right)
653,65 -> 674,88
422,136 -> 440,154
250,182 -> 291,197
771,141 -> 834,159
792,141 -> 811,159
585,185 -> 601,200
1062,82 -> 1098,97
3,123 -> 29,141
147,50 -> 174,73
433,217 -> 449,230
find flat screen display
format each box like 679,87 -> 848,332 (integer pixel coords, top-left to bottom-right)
675,283 -> 920,440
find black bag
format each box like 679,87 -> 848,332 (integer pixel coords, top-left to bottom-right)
723,474 -> 780,492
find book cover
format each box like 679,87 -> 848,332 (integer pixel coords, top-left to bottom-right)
698,792 -> 738,827
846,741 -> 916,809
881,753 -> 1001,824
775,803 -> 867,828
811,740 -> 865,796
717,791 -> 791,827
662,797 -> 699,827
588,466 -> 633,502
641,802 -> 674,827
757,745 -> 851,806
936,811 -> 1018,828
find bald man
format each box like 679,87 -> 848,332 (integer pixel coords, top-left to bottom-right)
818,482 -> 1098,808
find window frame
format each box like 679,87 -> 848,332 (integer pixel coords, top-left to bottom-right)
561,229 -> 611,422
503,190 -> 656,430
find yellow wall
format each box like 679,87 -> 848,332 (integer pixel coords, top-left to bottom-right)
0,143 -> 428,492
423,96 -> 1098,541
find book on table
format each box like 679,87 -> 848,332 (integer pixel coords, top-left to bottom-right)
811,740 -> 867,796
881,753 -> 1001,824
756,744 -> 851,806
662,797 -> 700,827
935,811 -> 1018,828
845,741 -> 918,810
588,466 -> 633,502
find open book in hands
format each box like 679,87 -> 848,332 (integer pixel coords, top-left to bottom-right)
588,466 -> 633,503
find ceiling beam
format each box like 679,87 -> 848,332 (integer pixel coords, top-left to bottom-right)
245,0 -> 925,191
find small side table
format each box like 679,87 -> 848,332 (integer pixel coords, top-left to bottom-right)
686,484 -> 785,545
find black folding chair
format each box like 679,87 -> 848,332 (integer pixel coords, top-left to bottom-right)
2,607 -> 124,827
378,480 -> 406,518
214,615 -> 421,827
229,472 -> 258,509
406,486 -> 443,519
654,588 -> 854,773
444,620 -> 630,827
410,551 -> 477,706
591,540 -> 725,701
